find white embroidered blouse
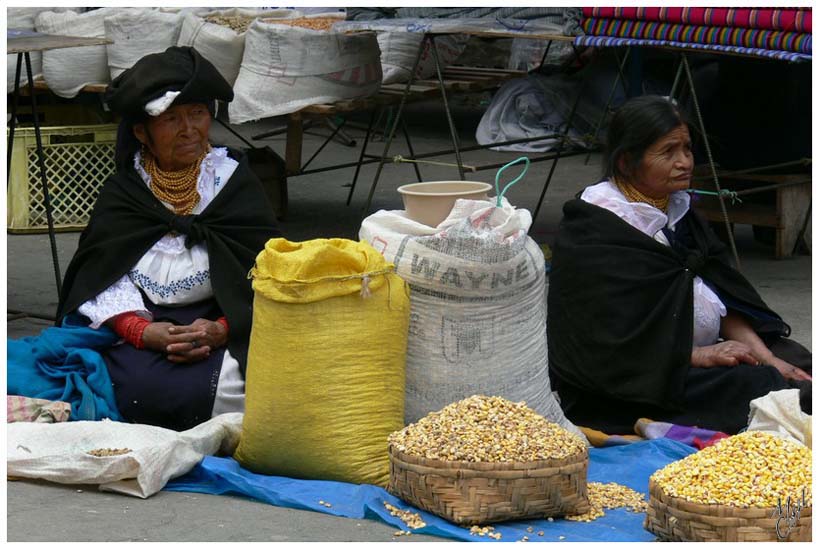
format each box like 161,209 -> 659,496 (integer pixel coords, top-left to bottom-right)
78,147 -> 239,327
580,180 -> 727,347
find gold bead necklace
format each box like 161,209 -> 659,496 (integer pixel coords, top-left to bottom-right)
614,177 -> 669,212
143,145 -> 210,215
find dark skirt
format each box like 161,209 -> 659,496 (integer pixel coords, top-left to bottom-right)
550,337 -> 811,435
103,298 -> 226,432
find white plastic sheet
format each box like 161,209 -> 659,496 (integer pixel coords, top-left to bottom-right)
747,389 -> 811,448
7,413 -> 243,498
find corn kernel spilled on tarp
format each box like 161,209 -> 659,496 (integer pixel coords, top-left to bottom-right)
234,238 -> 410,486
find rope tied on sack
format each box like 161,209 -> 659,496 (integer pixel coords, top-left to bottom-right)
248,266 -> 394,300
360,275 -> 372,298
326,268 -> 396,300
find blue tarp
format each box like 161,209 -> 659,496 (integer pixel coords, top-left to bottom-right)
165,438 -> 695,542
7,314 -> 123,421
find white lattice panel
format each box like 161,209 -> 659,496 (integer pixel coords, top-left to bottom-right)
8,125 -> 118,232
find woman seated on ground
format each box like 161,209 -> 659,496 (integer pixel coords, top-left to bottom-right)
547,95 -> 811,435
52,47 -> 280,430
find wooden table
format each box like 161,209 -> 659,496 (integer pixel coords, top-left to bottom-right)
691,171 -> 811,259
8,32 -> 111,54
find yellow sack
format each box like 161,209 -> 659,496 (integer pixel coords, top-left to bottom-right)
234,238 -> 410,486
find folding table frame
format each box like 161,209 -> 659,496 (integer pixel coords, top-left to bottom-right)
357,31 -> 593,218
6,32 -> 112,321
250,30 -> 596,221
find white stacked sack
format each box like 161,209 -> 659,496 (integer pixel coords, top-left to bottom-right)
7,7 -> 74,94
229,17 -> 382,123
35,8 -> 121,98
360,198 -> 583,439
379,33 -> 468,84
105,9 -> 183,80
177,8 -> 297,87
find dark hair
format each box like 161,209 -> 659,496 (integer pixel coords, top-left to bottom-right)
114,115 -> 147,171
603,95 -> 689,182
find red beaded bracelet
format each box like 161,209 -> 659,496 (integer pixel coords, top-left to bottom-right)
111,311 -> 151,349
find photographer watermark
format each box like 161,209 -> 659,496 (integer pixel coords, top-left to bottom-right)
772,488 -> 808,540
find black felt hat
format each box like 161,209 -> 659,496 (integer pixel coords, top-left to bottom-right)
104,46 -> 234,119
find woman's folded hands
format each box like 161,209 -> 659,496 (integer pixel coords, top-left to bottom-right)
142,318 -> 228,364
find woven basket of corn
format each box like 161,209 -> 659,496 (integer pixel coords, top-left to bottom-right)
645,431 -> 812,542
387,395 -> 590,525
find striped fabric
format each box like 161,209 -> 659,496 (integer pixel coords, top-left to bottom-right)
582,7 -> 811,33
582,17 -> 811,54
574,35 -> 812,63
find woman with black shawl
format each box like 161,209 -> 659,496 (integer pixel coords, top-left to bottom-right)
547,95 -> 810,435
52,47 -> 280,430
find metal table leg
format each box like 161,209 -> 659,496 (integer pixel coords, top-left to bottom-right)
680,53 -> 742,270
300,118 -> 349,172
668,58 -> 685,100
532,85 -> 585,223
7,53 -> 23,186
584,47 -> 631,165
323,117 -> 357,147
346,109 -> 377,205
532,44 -> 589,223
361,35 -> 426,214
430,35 -> 465,180
532,39 -> 553,73
19,52 -> 63,309
401,119 -> 423,183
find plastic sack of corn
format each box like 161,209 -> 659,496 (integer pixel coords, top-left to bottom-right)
234,238 -> 410,486
360,194 -> 583,442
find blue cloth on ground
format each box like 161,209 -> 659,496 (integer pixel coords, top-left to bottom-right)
7,314 -> 123,421
165,438 -> 694,542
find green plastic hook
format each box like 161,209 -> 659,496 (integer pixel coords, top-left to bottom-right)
495,156 -> 530,207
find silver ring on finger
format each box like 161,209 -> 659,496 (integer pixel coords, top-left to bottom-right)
191,340 -> 198,349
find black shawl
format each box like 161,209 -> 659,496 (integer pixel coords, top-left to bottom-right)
547,198 -> 788,411
56,147 -> 281,373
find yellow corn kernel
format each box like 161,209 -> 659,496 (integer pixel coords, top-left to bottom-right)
388,395 -> 587,463
650,431 -> 811,508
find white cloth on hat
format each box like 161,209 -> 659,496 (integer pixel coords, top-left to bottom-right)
144,90 -> 181,116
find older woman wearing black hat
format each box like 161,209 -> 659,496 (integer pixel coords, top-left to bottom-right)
54,46 -> 281,431
547,95 -> 811,436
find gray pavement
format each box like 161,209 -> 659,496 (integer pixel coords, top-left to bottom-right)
6,99 -> 811,542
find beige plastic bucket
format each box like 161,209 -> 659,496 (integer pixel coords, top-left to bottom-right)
397,181 -> 493,227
